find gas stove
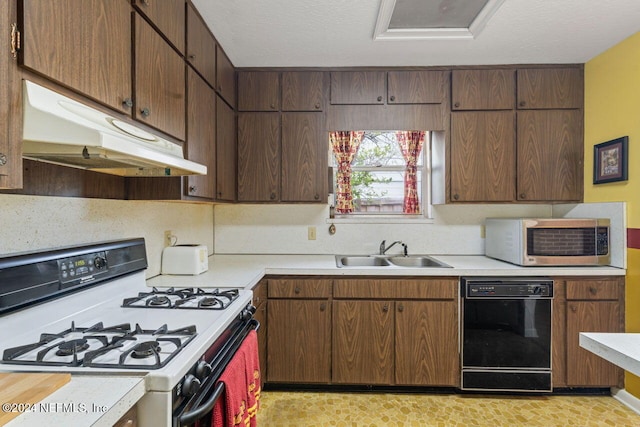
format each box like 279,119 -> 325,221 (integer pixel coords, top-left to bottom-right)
122,287 -> 240,310
0,238 -> 255,427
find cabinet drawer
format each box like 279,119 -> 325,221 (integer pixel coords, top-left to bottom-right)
333,279 -> 457,299
565,279 -> 621,300
268,279 -> 332,298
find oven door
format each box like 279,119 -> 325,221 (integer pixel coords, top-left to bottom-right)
462,297 -> 552,391
174,316 -> 259,427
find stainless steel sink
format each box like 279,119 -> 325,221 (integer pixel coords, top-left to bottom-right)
335,256 -> 390,267
387,255 -> 451,268
335,255 -> 450,268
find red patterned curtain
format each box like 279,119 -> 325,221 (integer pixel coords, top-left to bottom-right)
395,131 -> 426,214
330,131 -> 365,213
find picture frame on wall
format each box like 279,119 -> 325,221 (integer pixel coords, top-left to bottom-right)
593,136 -> 629,184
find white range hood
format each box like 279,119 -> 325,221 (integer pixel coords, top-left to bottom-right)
22,80 -> 207,177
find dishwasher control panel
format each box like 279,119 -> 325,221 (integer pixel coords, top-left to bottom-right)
463,277 -> 553,298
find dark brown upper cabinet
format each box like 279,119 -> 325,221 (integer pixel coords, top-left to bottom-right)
517,68 -> 583,109
387,71 -> 447,104
451,69 -> 515,110
450,111 -> 516,202
20,0 -> 132,114
186,2 -> 216,87
281,113 -> 326,202
517,109 -> 583,202
216,45 -> 236,107
134,14 -> 185,140
238,72 -> 280,111
132,0 -> 184,54
216,95 -> 236,201
186,67 -> 216,199
330,71 -> 386,105
282,71 -> 325,111
237,113 -> 281,202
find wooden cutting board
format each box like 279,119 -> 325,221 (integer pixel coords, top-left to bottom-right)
0,373 -> 71,425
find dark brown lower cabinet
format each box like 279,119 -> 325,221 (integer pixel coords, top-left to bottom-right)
266,299 -> 331,383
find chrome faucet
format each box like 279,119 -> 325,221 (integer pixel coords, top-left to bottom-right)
379,240 -> 408,256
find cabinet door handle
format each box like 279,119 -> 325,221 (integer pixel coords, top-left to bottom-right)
189,185 -> 196,193
519,101 -> 526,107
141,0 -> 150,5
453,194 -> 459,200
140,107 -> 150,117
270,104 -> 276,110
0,153 -> 7,166
519,193 -> 526,199
454,102 -> 460,108
320,303 -> 326,311
377,96 -> 383,102
398,304 -> 404,312
389,95 -> 395,102
570,305 -> 577,313
314,103 -> 321,110
314,194 -> 320,200
294,287 -> 301,294
188,54 -> 196,60
270,193 -> 276,200
589,287 -> 598,295
122,97 -> 133,108
382,304 -> 389,312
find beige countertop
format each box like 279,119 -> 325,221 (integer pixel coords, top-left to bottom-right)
147,254 -> 624,289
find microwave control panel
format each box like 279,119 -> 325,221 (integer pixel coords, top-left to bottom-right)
597,227 -> 609,255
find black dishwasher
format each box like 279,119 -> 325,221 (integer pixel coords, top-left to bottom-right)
461,277 -> 553,392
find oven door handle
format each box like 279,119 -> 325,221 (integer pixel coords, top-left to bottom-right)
178,381 -> 225,425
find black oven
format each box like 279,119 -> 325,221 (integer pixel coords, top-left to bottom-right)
461,277 -> 553,392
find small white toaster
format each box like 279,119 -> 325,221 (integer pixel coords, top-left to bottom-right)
161,244 -> 209,275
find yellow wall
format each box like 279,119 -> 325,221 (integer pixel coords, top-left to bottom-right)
585,31 -> 640,395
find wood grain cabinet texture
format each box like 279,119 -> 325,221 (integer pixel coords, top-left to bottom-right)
266,279 -> 332,383
20,0 -> 132,114
131,0 -> 184,54
451,69 -> 515,110
216,45 -> 236,107
282,71 -> 325,111
186,2 -> 216,87
517,68 -> 583,109
216,95 -> 237,201
237,113 -> 281,202
238,71 -> 280,111
0,0 -> 22,189
387,70 -> 448,104
552,277 -> 624,388
450,111 -> 515,202
330,71 -> 386,105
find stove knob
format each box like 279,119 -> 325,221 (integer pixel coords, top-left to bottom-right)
181,374 -> 201,397
533,286 -> 542,295
194,360 -> 212,380
240,305 -> 256,320
94,256 -> 106,269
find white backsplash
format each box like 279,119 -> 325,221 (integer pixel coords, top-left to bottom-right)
213,203 -> 553,255
0,194 -> 214,277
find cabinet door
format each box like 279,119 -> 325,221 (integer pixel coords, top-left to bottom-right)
0,0 -> 22,189
281,113 -> 326,202
566,301 -> 623,386
237,113 -> 280,201
132,0 -> 184,53
332,300 -> 394,384
451,111 -> 515,202
517,68 -> 583,109
134,14 -> 186,140
216,95 -> 236,201
238,72 -> 280,111
216,46 -> 236,107
330,71 -> 386,105
267,299 -> 330,383
395,301 -> 458,386
282,71 -> 325,111
517,110 -> 582,201
451,69 -> 515,110
21,0 -> 132,114
186,68 -> 215,199
254,301 -> 267,387
186,3 -> 216,87
387,71 -> 447,104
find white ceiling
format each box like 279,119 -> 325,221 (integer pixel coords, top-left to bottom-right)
192,0 -> 640,68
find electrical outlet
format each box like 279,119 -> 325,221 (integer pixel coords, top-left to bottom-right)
164,230 -> 173,247
308,226 -> 317,240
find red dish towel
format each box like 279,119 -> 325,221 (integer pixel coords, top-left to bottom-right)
212,329 -> 261,427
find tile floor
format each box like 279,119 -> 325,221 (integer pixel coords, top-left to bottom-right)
258,391 -> 640,426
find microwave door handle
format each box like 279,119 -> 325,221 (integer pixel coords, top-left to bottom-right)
178,382 -> 225,426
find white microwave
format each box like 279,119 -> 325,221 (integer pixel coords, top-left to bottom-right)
485,218 -> 611,266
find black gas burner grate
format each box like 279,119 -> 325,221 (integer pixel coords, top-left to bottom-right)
2,321 -> 197,369
122,287 -> 240,310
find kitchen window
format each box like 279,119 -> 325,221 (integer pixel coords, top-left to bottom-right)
329,130 -> 431,219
